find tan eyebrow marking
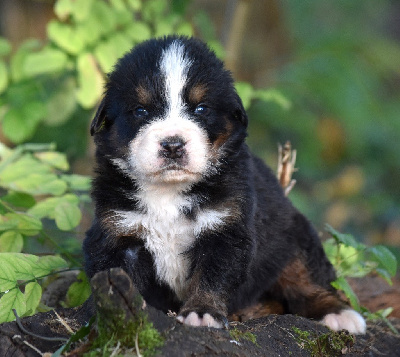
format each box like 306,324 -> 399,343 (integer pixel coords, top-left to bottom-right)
188,84 -> 208,103
136,84 -> 152,105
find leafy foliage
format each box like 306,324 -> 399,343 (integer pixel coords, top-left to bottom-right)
0,0 -> 193,155
324,225 -> 398,329
0,253 -> 68,322
0,143 -> 90,323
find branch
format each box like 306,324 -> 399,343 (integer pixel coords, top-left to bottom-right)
276,141 -> 297,196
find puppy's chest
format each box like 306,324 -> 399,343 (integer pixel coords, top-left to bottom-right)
112,194 -> 229,299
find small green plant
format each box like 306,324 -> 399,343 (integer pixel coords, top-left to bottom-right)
0,143 -> 91,323
293,326 -> 354,357
229,326 -> 258,345
323,225 -> 398,331
53,309 -> 163,357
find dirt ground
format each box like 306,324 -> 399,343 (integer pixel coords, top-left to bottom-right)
1,270 -> 400,357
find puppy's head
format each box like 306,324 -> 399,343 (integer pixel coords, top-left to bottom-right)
92,36 -> 247,186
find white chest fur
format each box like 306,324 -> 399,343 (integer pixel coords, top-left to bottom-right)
112,186 -> 230,299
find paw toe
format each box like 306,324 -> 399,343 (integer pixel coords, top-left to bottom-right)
322,309 -> 366,334
176,311 -> 224,328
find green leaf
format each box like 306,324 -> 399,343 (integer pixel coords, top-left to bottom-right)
75,18 -> 102,48
24,282 -> 42,316
2,109 -> 34,144
95,33 -> 133,74
94,41 -> 117,74
126,0 -> 141,11
0,288 -> 25,323
0,214 -> 20,231
0,231 -> 24,253
368,245 -> 397,277
235,82 -> 254,110
375,268 -> 393,286
0,61 -> 8,95
10,39 -> 41,82
54,202 -> 82,231
0,38 -> 12,56
142,0 -> 167,23
31,255 -> 69,277
0,213 -> 41,237
125,22 -> 152,43
61,174 -> 91,191
66,271 -> 91,307
35,151 -> 69,171
23,49 -> 68,77
76,53 -> 104,109
0,253 -> 37,281
0,260 -> 17,291
331,276 -> 360,311
2,102 -> 47,144
0,154 -> 49,184
10,174 -> 67,196
253,89 -> 292,110
47,21 -> 85,55
28,194 -> 79,219
110,0 -> 127,11
0,253 -> 68,284
175,22 -> 193,37
54,0 -> 74,20
2,191 -> 36,209
45,77 -> 77,126
325,224 -> 362,249
91,1 -> 117,35
13,213 -> 42,236
55,0 -> 95,22
72,0 -> 95,22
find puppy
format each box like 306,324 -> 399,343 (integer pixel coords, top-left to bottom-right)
83,36 -> 366,334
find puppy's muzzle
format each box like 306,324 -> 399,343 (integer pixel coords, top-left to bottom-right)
160,136 -> 186,159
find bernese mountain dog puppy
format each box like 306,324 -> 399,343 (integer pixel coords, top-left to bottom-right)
83,36 -> 366,334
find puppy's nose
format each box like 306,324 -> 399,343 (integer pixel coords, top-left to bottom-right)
160,137 -> 185,159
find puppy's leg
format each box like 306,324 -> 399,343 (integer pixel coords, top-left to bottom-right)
177,228 -> 251,328
273,256 -> 366,334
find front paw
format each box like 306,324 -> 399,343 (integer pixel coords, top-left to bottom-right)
322,309 -> 366,335
177,310 -> 229,329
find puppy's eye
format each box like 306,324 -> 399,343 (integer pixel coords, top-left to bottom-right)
194,104 -> 210,116
134,106 -> 148,118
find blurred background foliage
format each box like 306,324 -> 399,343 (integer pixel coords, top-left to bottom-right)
0,0 -> 399,254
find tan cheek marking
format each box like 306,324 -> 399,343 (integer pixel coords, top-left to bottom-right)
136,85 -> 152,105
212,118 -> 234,151
188,84 -> 207,103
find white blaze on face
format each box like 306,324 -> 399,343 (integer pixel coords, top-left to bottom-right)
124,40 -> 210,185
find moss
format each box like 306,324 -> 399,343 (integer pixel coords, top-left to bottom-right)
84,309 -> 163,357
229,327 -> 258,345
292,327 -> 355,357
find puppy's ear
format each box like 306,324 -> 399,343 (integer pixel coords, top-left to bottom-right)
90,99 -> 107,136
233,93 -> 248,127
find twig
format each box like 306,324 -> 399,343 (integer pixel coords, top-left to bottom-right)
110,341 -> 121,357
13,335 -> 44,356
135,331 -> 143,357
13,309 -> 69,342
54,310 -> 74,334
277,141 -> 297,196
